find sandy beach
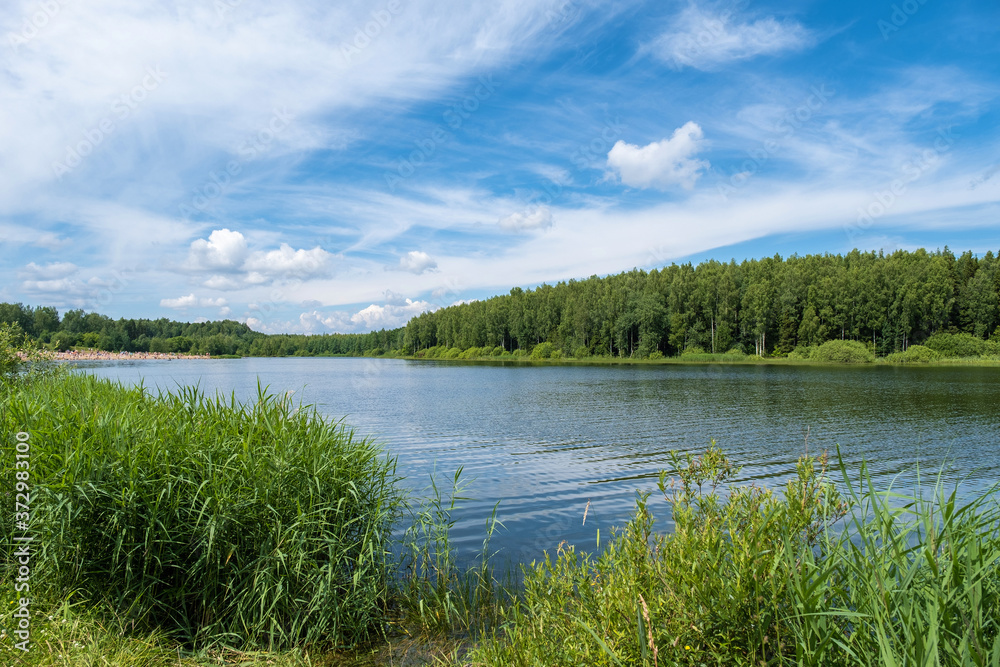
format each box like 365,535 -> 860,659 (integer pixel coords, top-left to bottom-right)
47,350 -> 212,361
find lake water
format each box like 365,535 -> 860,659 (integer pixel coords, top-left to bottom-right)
75,358 -> 1000,565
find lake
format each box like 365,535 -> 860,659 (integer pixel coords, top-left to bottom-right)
75,358 -> 1000,565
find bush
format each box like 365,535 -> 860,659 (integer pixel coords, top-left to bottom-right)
788,345 -> 816,360
648,350 -> 664,360
681,345 -> 705,356
812,339 -> 874,364
724,347 -> 746,357
459,346 -> 483,359
1,374 -> 402,650
490,346 -> 504,356
442,347 -> 461,359
924,332 -> 988,358
530,342 -> 555,359
573,345 -> 590,359
884,344 -> 941,364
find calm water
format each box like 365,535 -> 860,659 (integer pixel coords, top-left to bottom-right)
76,358 -> 1000,564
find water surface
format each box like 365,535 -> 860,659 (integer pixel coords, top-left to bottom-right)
77,358 -> 1000,563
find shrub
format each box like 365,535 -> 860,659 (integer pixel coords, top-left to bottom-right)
490,346 -> 504,356
648,350 -> 664,360
724,347 -> 746,357
884,344 -> 941,364
550,349 -> 563,360
1,374 -> 402,650
681,345 -> 705,356
924,332 -> 988,358
443,347 -> 461,359
459,347 -> 483,359
573,345 -> 590,359
530,342 -> 555,359
788,345 -> 816,360
813,339 -> 874,363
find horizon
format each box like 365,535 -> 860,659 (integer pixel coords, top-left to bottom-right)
2,1 -> 998,335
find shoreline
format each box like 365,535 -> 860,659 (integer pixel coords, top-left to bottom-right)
46,350 -> 212,361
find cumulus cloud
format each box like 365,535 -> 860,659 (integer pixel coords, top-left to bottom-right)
187,228 -> 248,271
498,205 -> 553,232
399,250 -> 438,274
244,243 -> 330,278
160,294 -> 229,309
652,6 -> 811,70
184,228 -> 331,288
606,122 -> 709,190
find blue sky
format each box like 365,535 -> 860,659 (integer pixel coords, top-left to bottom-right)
1,0 -> 998,333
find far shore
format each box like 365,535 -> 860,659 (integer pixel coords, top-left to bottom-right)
45,350 -> 212,361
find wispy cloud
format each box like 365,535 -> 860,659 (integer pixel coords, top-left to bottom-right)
650,5 -> 812,70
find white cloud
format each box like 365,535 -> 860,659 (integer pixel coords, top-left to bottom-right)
651,6 -> 811,70
498,205 -> 553,231
187,229 -> 249,271
160,294 -> 228,309
21,261 -> 79,280
244,243 -> 330,278
33,233 -> 72,250
184,228 -> 332,288
399,250 -> 437,274
606,122 -> 709,190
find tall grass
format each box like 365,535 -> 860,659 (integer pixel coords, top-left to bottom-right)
1,372 -> 403,651
395,467 -> 513,637
470,446 -> 1000,666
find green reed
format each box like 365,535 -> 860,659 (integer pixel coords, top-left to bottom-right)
470,446 -> 1000,667
1,372 -> 403,651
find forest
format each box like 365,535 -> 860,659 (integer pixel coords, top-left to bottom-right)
4,247 -> 999,359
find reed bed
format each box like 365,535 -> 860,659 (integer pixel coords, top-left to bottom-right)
470,447 -> 1000,667
1,372 -> 402,651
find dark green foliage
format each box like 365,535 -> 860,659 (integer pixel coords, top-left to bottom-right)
1,373 -> 402,650
812,339 -> 875,364
924,332 -> 993,358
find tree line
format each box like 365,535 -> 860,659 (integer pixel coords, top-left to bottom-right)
3,247 -> 998,358
401,247 -> 1000,358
